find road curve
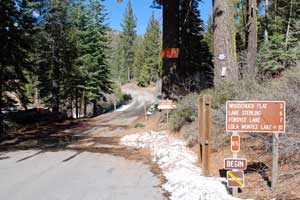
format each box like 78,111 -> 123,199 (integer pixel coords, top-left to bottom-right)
0,85 -> 167,200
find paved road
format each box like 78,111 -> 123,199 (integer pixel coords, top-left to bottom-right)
0,85 -> 167,200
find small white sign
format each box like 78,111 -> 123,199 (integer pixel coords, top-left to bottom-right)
158,100 -> 177,110
158,105 -> 177,110
218,54 -> 226,61
221,67 -> 226,77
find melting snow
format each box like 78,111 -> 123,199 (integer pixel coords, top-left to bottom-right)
120,131 -> 242,200
115,101 -> 135,112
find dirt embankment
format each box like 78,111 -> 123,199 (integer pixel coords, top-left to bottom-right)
176,119 -> 300,199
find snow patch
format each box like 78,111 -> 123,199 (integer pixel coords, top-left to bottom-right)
120,131 -> 242,200
115,100 -> 135,112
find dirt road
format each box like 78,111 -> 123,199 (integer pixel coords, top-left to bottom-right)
0,85 -> 167,200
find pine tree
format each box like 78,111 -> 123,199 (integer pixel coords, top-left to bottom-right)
203,15 -> 214,54
68,0 -> 86,118
139,14 -> 161,85
179,0 -> 213,93
120,0 -> 136,82
75,0 -> 111,116
132,39 -> 145,82
36,0 -> 75,112
0,0 -> 36,133
107,29 -> 122,81
257,0 -> 300,75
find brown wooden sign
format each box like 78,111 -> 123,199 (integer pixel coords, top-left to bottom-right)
224,158 -> 247,170
227,171 -> 245,188
158,100 -> 177,110
226,101 -> 286,133
231,135 -> 240,152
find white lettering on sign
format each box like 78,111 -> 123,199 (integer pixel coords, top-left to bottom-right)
224,158 -> 247,170
226,160 -> 244,168
226,101 -> 286,133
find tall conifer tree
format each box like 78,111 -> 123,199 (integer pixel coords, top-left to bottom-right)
138,14 -> 161,86
120,0 -> 136,82
0,0 -> 36,133
179,0 -> 213,93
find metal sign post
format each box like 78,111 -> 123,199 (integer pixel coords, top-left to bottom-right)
272,132 -> 279,191
232,131 -> 239,197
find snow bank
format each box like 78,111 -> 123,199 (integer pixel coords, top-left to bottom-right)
115,103 -> 132,112
120,131 -> 241,200
115,99 -> 136,112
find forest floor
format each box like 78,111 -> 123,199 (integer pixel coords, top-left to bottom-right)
205,134 -> 300,199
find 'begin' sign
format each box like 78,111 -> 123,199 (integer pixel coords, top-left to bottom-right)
224,158 -> 247,170
226,101 -> 285,133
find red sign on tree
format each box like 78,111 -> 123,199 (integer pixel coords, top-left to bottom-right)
162,48 -> 179,58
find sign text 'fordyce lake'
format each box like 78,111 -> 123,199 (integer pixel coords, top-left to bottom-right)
226,101 -> 285,133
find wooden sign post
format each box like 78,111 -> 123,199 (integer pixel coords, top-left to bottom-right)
226,101 -> 286,194
198,95 -> 212,176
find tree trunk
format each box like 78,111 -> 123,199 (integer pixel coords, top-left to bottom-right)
51,0 -> 60,113
34,87 -> 39,107
264,0 -> 269,42
285,0 -> 293,48
127,66 -> 131,82
213,0 -> 239,83
34,78 -> 39,107
162,0 -> 179,99
80,91 -> 85,118
84,99 -> 87,118
52,80 -> 59,112
0,77 -> 4,135
274,0 -> 277,31
52,43 -> 60,112
75,95 -> 79,119
70,97 -> 73,118
246,0 -> 258,71
92,99 -> 97,117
